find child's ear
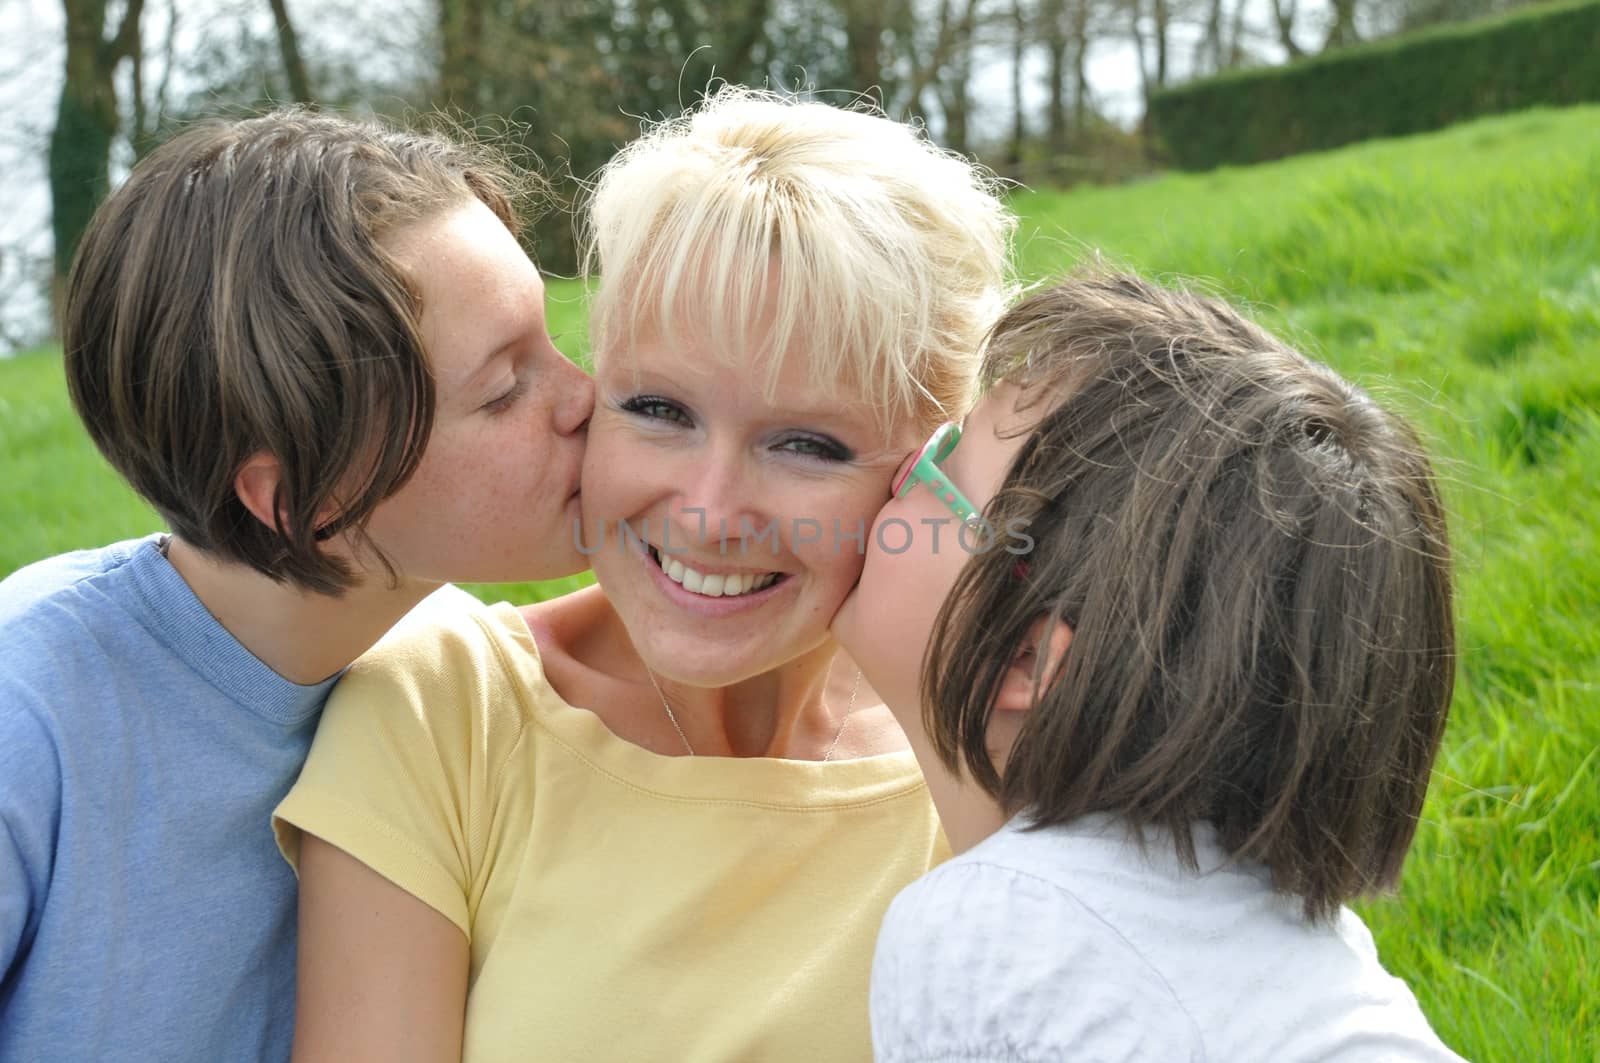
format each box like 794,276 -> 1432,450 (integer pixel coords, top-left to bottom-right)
994,617 -> 1074,714
234,453 -> 285,531
236,455 -> 347,541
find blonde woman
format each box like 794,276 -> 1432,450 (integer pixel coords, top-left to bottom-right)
274,87 -> 1014,1062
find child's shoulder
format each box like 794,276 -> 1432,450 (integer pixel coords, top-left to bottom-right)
874,820 -> 1203,1060
876,817 -> 1466,1062
883,815 -> 1203,1007
0,536 -> 155,630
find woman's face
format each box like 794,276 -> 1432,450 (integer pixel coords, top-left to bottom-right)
359,199 -> 594,586
581,335 -> 918,684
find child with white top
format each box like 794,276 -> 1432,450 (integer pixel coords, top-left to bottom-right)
833,271 -> 1468,1061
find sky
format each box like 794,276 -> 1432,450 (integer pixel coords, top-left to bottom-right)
0,0 -> 1331,353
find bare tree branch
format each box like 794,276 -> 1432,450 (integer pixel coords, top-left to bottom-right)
107,0 -> 147,64
267,0 -> 314,102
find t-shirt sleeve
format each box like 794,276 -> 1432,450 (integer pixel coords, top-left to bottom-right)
272,606 -> 528,937
0,692 -> 60,979
870,861 -> 1202,1063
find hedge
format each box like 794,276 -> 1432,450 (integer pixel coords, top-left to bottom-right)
1147,0 -> 1600,170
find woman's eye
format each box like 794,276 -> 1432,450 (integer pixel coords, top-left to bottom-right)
482,380 -> 526,414
776,435 -> 851,462
619,395 -> 692,425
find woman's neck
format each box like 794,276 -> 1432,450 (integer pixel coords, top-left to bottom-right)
524,586 -> 907,761
647,638 -> 851,759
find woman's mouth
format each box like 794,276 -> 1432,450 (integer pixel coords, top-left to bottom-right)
646,544 -> 785,599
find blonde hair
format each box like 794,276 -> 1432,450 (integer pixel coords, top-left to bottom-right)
583,86 -> 1016,435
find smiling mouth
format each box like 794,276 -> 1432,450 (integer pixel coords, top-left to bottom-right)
646,545 -> 786,598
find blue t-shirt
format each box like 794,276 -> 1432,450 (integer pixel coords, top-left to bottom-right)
0,536 -> 336,1062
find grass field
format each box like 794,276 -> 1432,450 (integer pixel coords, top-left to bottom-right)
3,105 -> 1596,1060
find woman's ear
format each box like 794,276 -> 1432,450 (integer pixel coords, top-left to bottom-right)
234,453 -> 285,531
994,616 -> 1073,714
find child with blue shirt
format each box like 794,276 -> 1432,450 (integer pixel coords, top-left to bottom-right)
0,110 -> 593,1061
834,271 -> 1467,1061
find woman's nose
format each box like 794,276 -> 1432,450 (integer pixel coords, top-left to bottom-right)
673,450 -> 767,551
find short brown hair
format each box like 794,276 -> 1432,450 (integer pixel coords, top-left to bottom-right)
64,107 -> 527,594
926,271 -> 1456,921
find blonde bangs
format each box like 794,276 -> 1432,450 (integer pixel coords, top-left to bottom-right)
585,86 -> 1017,436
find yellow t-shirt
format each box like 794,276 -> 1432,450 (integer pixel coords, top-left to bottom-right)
273,597 -> 948,1062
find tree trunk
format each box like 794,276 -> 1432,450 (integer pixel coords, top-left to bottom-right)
723,0 -> 772,85
842,0 -> 889,108
439,0 -> 485,109
1128,0 -> 1152,105
1225,0 -> 1246,67
1200,0 -> 1223,74
267,0 -> 314,103
130,13 -> 148,155
1007,0 -> 1027,170
938,79 -> 970,154
937,0 -> 980,154
1042,0 -> 1068,157
1324,0 -> 1360,50
935,15 -> 975,158
1152,0 -> 1169,89
1070,0 -> 1090,133
50,0 -> 144,318
1271,0 -> 1304,59
902,0 -> 974,122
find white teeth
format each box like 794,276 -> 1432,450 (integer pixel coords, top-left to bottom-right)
652,548 -> 777,598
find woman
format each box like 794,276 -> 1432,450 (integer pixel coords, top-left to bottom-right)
274,87 -> 1015,1062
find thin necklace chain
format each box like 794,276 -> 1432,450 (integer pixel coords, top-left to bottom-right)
645,667 -> 863,761
645,667 -> 695,756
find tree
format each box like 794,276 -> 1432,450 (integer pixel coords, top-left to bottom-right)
1323,0 -> 1360,48
928,0 -> 985,154
127,0 -> 175,157
1270,0 -> 1305,58
438,0 -> 484,110
1042,0 -> 1069,156
1391,0 -> 1541,33
840,0 -> 893,107
1068,0 -> 1093,133
1127,0 -> 1172,104
1198,0 -> 1224,73
1006,0 -> 1028,169
49,0 -> 146,316
266,0 -> 314,103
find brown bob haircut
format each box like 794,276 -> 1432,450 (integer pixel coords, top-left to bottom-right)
925,271 -> 1456,921
64,107 -> 525,594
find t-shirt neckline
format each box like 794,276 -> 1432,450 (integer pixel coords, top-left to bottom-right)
483,600 -> 929,810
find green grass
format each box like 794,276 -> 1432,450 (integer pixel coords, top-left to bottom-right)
3,104 -> 1597,1060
